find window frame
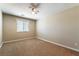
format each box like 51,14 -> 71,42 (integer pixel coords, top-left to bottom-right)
16,19 -> 29,32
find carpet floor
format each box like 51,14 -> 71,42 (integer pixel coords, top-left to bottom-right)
0,39 -> 79,56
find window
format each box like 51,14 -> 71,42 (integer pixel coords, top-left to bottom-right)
17,19 -> 29,32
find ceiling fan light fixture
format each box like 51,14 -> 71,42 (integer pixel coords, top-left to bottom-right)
29,3 -> 40,14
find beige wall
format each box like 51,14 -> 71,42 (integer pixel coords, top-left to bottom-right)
37,6 -> 79,50
3,14 -> 36,42
0,11 -> 2,45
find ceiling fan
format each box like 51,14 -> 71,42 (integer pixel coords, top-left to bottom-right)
29,3 -> 40,14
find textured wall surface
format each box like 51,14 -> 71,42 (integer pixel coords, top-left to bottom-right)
37,6 -> 79,51
3,14 -> 36,42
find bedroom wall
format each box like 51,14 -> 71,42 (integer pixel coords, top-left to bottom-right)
0,10 -> 2,46
37,6 -> 79,51
3,13 -> 36,42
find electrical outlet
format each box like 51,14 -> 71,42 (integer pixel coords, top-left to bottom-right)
74,43 -> 78,46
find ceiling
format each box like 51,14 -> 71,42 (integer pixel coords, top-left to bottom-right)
0,3 -> 37,20
37,3 -> 79,19
0,3 -> 79,20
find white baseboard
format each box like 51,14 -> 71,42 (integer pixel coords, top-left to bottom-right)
4,37 -> 35,44
0,37 -> 35,48
37,37 -> 79,52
